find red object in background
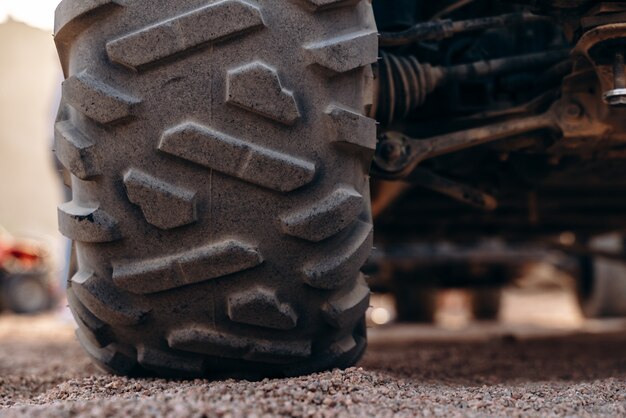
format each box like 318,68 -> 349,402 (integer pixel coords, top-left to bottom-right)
0,227 -> 54,314
0,238 -> 15,266
8,247 -> 41,267
0,235 -> 43,270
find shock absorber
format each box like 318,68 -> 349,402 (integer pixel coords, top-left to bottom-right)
371,49 -> 570,126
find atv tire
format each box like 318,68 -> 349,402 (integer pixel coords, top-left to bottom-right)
54,0 -> 377,377
2,274 -> 52,314
394,280 -> 438,323
469,287 -> 502,321
578,256 -> 626,318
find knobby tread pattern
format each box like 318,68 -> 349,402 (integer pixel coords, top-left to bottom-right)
228,287 -> 298,330
327,105 -> 378,151
303,221 -> 374,289
112,240 -> 263,294
106,0 -> 265,71
322,274 -> 370,329
55,0 -> 377,378
280,185 -> 364,242
76,329 -> 138,376
67,288 -> 112,348
226,62 -> 301,126
295,0 -> 361,12
167,326 -> 312,364
306,31 -> 379,75
54,0 -> 123,77
63,71 -> 140,125
124,169 -> 197,230
137,346 -> 205,376
58,202 -> 121,243
55,0 -> 120,36
54,121 -> 99,180
329,334 -> 358,355
159,122 -> 316,192
71,270 -> 149,326
282,321 -> 366,377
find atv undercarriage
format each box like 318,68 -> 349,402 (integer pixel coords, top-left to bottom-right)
373,0 -> 626,236
370,0 -> 626,320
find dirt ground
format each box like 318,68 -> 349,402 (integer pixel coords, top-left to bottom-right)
1,289 -> 626,417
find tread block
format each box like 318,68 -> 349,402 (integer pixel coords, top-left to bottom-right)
302,221 -> 373,289
327,105 -> 377,151
124,169 -> 197,230
112,240 -> 263,294
228,287 -> 298,330
54,120 -> 99,180
280,186 -> 363,242
58,201 -> 121,243
159,122 -> 315,192
227,62 -> 301,126
76,329 -> 137,375
137,346 -> 204,376
306,31 -> 378,75
283,332 -> 364,376
63,71 -> 139,125
54,0 -> 120,37
71,271 -> 148,326
245,339 -> 311,364
322,275 -> 370,328
106,0 -> 264,70
54,1 -> 124,77
329,335 -> 358,355
297,0 -> 361,11
168,326 -> 311,363
168,327 -> 249,358
67,288 -> 111,348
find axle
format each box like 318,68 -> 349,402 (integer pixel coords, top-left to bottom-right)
372,50 -> 570,126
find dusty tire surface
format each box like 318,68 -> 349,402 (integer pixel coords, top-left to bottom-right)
54,0 -> 377,377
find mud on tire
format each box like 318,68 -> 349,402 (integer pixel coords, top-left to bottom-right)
54,0 -> 377,377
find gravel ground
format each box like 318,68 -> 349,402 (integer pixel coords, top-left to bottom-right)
1,291 -> 626,417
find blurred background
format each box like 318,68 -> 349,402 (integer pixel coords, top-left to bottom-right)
0,0 -> 62,240
0,0 -> 64,313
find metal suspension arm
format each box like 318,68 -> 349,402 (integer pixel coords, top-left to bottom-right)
374,110 -> 561,177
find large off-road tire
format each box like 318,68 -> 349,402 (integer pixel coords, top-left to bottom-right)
578,256 -> 626,318
469,287 -> 502,321
1,274 -> 53,315
393,279 -> 438,323
54,0 -> 378,377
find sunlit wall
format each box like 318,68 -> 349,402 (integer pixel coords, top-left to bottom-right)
0,0 -> 59,31
0,1 -> 64,272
